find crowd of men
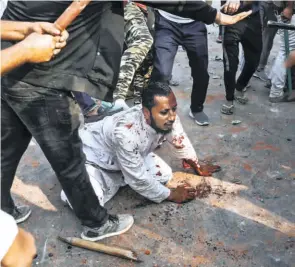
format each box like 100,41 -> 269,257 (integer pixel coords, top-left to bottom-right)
0,1 -> 294,266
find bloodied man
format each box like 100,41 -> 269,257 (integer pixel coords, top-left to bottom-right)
61,82 -> 220,208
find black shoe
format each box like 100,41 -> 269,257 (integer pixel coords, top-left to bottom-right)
189,111 -> 209,126
10,205 -> 32,224
81,214 -> 134,241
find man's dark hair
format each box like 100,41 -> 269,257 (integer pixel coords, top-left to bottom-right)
142,81 -> 173,110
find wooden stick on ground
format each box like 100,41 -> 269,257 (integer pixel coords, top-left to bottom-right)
58,236 -> 141,262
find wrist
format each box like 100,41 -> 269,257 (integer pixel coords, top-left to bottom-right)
215,12 -> 222,24
18,38 -> 32,63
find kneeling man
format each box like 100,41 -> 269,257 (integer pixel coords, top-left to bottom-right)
62,82 -> 220,215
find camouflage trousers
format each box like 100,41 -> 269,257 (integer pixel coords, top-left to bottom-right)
113,3 -> 153,101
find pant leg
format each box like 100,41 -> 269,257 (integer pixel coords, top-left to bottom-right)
73,92 -> 96,115
237,14 -> 262,90
223,21 -> 244,101
113,3 -> 153,100
182,21 -> 209,113
150,12 -> 179,83
1,97 -> 32,214
62,164 -> 125,207
259,2 -> 278,68
270,15 -> 295,97
2,79 -> 108,228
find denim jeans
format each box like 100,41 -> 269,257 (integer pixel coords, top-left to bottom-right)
151,12 -> 209,113
73,92 -> 96,115
1,78 -> 108,228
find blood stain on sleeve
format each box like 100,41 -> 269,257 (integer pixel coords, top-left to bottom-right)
125,123 -> 133,129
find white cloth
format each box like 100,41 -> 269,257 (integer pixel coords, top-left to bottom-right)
158,10 -> 194,24
61,106 -> 198,205
269,15 -> 295,98
158,0 -> 206,24
0,210 -> 18,262
0,0 -> 7,17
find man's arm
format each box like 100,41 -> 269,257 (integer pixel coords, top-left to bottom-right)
0,210 -> 36,267
1,31 -> 68,76
114,128 -> 196,203
1,20 -> 61,41
137,0 -> 252,25
114,130 -> 171,203
165,116 -> 221,176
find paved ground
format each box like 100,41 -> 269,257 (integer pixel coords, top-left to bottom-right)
12,16 -> 295,267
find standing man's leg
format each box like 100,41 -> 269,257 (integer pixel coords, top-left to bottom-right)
1,98 -> 32,223
1,79 -> 133,241
150,12 -> 179,84
269,15 -> 295,102
73,92 -> 122,123
113,3 -> 153,110
254,2 -> 278,81
222,22 -> 243,115
238,14 -> 263,98
183,21 -> 209,126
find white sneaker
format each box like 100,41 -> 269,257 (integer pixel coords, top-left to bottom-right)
114,99 -> 129,111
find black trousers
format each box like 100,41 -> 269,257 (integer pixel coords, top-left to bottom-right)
151,12 -> 209,113
1,78 -> 108,228
223,12 -> 262,101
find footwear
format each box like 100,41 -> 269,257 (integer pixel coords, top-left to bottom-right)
10,205 -> 32,224
253,69 -> 269,82
221,100 -> 234,115
269,93 -> 289,103
81,214 -> 134,242
189,111 -> 209,126
169,78 -> 180,87
235,91 -> 248,105
113,99 -> 130,111
85,100 -> 123,123
97,100 -> 123,114
216,35 -> 222,43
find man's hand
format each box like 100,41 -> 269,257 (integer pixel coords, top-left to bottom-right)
215,10 -> 252,25
167,184 -> 197,203
28,22 -> 61,37
194,164 -> 221,176
21,31 -> 69,63
285,51 -> 295,68
221,0 -> 241,14
282,7 -> 293,20
1,228 -> 37,267
183,159 -> 221,176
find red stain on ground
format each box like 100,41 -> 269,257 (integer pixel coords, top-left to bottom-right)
125,123 -> 133,129
243,163 -> 252,172
205,94 -> 224,104
229,126 -> 248,133
252,142 -> 280,152
31,161 -> 40,168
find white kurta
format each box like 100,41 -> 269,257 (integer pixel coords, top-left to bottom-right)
61,106 -> 198,205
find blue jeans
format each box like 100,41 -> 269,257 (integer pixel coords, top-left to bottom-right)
73,92 -> 96,115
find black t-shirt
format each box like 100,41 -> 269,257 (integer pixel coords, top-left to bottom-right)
1,1 -> 217,101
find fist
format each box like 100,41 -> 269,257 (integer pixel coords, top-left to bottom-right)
22,30 -> 69,64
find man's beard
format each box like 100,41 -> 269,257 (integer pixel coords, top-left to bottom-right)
150,114 -> 172,135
